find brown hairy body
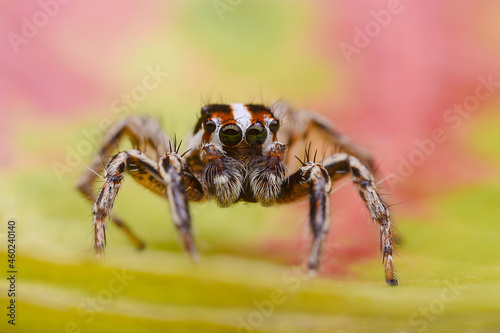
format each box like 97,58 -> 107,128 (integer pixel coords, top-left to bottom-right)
78,102 -> 398,286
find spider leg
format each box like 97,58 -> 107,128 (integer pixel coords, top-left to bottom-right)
307,165 -> 331,275
93,151 -> 130,256
93,149 -> 204,258
84,191 -> 145,250
276,161 -> 332,275
276,152 -> 398,286
158,152 -> 203,260
342,154 -> 398,286
78,117 -> 170,249
273,102 -> 373,169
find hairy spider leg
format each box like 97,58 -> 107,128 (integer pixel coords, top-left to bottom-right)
93,149 -> 204,259
273,102 -> 374,169
77,117 -> 170,249
277,152 -> 398,286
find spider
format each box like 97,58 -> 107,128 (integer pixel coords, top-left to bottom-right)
77,102 -> 398,286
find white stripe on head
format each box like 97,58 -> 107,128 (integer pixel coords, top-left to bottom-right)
230,103 -> 252,131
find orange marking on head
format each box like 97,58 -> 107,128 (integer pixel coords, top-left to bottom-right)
250,111 -> 269,124
212,111 -> 235,125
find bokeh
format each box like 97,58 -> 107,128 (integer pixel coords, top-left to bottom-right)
1,1 -> 500,332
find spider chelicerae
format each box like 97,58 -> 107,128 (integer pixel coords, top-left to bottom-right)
77,102 -> 398,286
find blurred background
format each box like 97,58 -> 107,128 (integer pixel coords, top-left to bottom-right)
1,0 -> 500,332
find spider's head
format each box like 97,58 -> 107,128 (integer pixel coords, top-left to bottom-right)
196,103 -> 280,152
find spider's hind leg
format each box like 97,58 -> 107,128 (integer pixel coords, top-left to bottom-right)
273,102 -> 373,169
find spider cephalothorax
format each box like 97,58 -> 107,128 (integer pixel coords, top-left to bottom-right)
193,103 -> 288,207
78,102 -> 398,286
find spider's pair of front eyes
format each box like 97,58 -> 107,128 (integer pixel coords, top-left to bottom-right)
204,120 -> 279,147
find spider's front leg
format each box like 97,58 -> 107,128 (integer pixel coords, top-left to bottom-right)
78,117 -> 170,250
277,153 -> 398,286
93,149 -> 204,259
157,152 -> 202,260
277,162 -> 332,275
93,151 -> 131,256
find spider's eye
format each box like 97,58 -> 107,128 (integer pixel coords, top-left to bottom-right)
204,120 -> 216,133
219,124 -> 242,146
246,123 -> 268,146
269,119 -> 280,133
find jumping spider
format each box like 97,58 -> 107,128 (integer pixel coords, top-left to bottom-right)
77,102 -> 398,286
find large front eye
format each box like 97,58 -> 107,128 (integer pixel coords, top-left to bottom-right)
246,123 -> 268,146
219,124 -> 242,146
